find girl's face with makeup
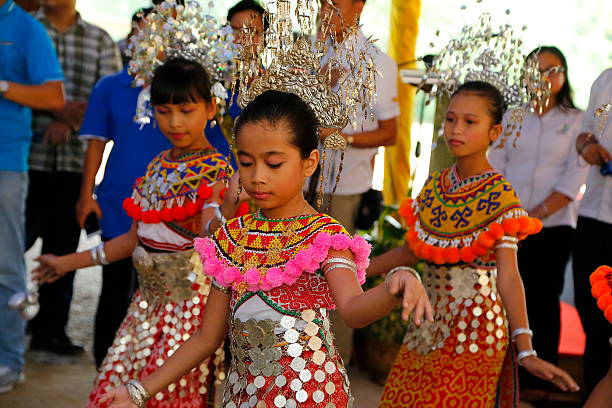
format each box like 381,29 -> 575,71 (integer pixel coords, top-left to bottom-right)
236,119 -> 318,212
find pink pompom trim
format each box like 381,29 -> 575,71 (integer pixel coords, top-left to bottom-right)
193,233 -> 371,292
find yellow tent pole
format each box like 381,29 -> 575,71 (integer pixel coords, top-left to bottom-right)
383,0 -> 421,204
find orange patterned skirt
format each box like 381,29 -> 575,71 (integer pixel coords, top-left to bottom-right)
380,332 -> 517,407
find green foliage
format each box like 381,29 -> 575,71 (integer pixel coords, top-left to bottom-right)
355,205 -> 410,345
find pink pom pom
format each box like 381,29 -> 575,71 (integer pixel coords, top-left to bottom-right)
313,232 -> 332,249
355,269 -> 367,285
223,267 -> 241,284
309,246 -> 329,263
292,252 -> 310,270
331,234 -> 351,251
350,237 -> 372,262
265,267 -> 285,287
244,268 -> 260,285
285,262 -> 303,278
194,238 -> 215,259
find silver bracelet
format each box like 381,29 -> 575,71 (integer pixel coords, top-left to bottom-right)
495,243 -> 518,250
511,327 -> 533,341
96,243 -> 109,265
517,349 -> 537,366
90,246 -> 100,265
385,266 -> 421,299
323,257 -> 357,270
499,236 -> 519,243
388,266 -> 422,284
203,202 -> 226,224
324,264 -> 357,276
126,379 -> 150,408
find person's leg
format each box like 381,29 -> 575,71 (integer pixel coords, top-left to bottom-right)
24,170 -> 44,251
29,171 -> 83,353
572,217 -> 612,399
326,193 -> 362,364
93,253 -> 136,367
518,226 -> 573,391
0,170 -> 28,391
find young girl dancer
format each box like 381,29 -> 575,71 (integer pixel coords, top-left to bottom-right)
34,58 -> 247,407
374,81 -> 579,407
99,89 -> 431,408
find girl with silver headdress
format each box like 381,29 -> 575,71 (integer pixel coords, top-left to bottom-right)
32,2 -> 246,407
98,1 -> 432,407
488,45 -> 588,399
370,14 -> 580,408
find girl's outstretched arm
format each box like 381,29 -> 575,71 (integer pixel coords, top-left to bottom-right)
496,248 -> 579,392
99,287 -> 231,407
367,245 -> 419,277
33,221 -> 139,283
326,249 -> 432,329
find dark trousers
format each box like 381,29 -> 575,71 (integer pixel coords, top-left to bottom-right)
94,247 -> 137,367
572,216 -> 612,398
25,170 -> 82,340
517,225 -> 574,390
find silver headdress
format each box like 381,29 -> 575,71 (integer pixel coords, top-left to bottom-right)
127,0 -> 236,126
420,12 -> 550,148
233,0 -> 380,206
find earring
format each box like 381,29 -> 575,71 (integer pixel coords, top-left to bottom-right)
234,179 -> 243,207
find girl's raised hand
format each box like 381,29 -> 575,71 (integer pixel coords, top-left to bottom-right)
32,254 -> 68,284
386,270 -> 434,325
97,386 -> 137,408
521,356 -> 580,392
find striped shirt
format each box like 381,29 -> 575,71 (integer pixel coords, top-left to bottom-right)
29,11 -> 121,173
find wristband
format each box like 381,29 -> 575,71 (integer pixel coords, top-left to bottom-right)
517,349 -> 537,366
511,327 -> 533,341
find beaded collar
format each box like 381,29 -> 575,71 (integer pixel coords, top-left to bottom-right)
194,213 -> 370,294
123,149 -> 229,223
399,167 -> 541,265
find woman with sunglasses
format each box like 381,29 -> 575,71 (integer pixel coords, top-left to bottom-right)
488,45 -> 589,402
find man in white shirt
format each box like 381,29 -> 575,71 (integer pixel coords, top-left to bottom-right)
318,0 -> 399,365
319,0 -> 399,235
572,67 -> 612,400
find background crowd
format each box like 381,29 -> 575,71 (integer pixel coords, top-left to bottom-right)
0,0 -> 610,406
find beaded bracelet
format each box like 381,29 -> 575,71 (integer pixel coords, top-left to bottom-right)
517,349 -> 537,366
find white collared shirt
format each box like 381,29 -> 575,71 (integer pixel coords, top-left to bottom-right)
488,106 -> 587,228
321,30 -> 400,195
577,68 -> 612,224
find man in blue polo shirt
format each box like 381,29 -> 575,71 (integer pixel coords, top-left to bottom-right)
0,0 -> 64,394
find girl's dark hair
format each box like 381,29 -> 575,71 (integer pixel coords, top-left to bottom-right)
234,90 -> 320,202
527,46 -> 576,110
150,57 -> 212,105
451,81 -> 507,125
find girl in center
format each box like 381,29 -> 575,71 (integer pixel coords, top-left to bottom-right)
100,90 -> 432,408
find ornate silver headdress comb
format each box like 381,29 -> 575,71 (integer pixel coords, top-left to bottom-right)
127,0 -> 236,126
233,0 -> 380,207
421,12 -> 550,148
